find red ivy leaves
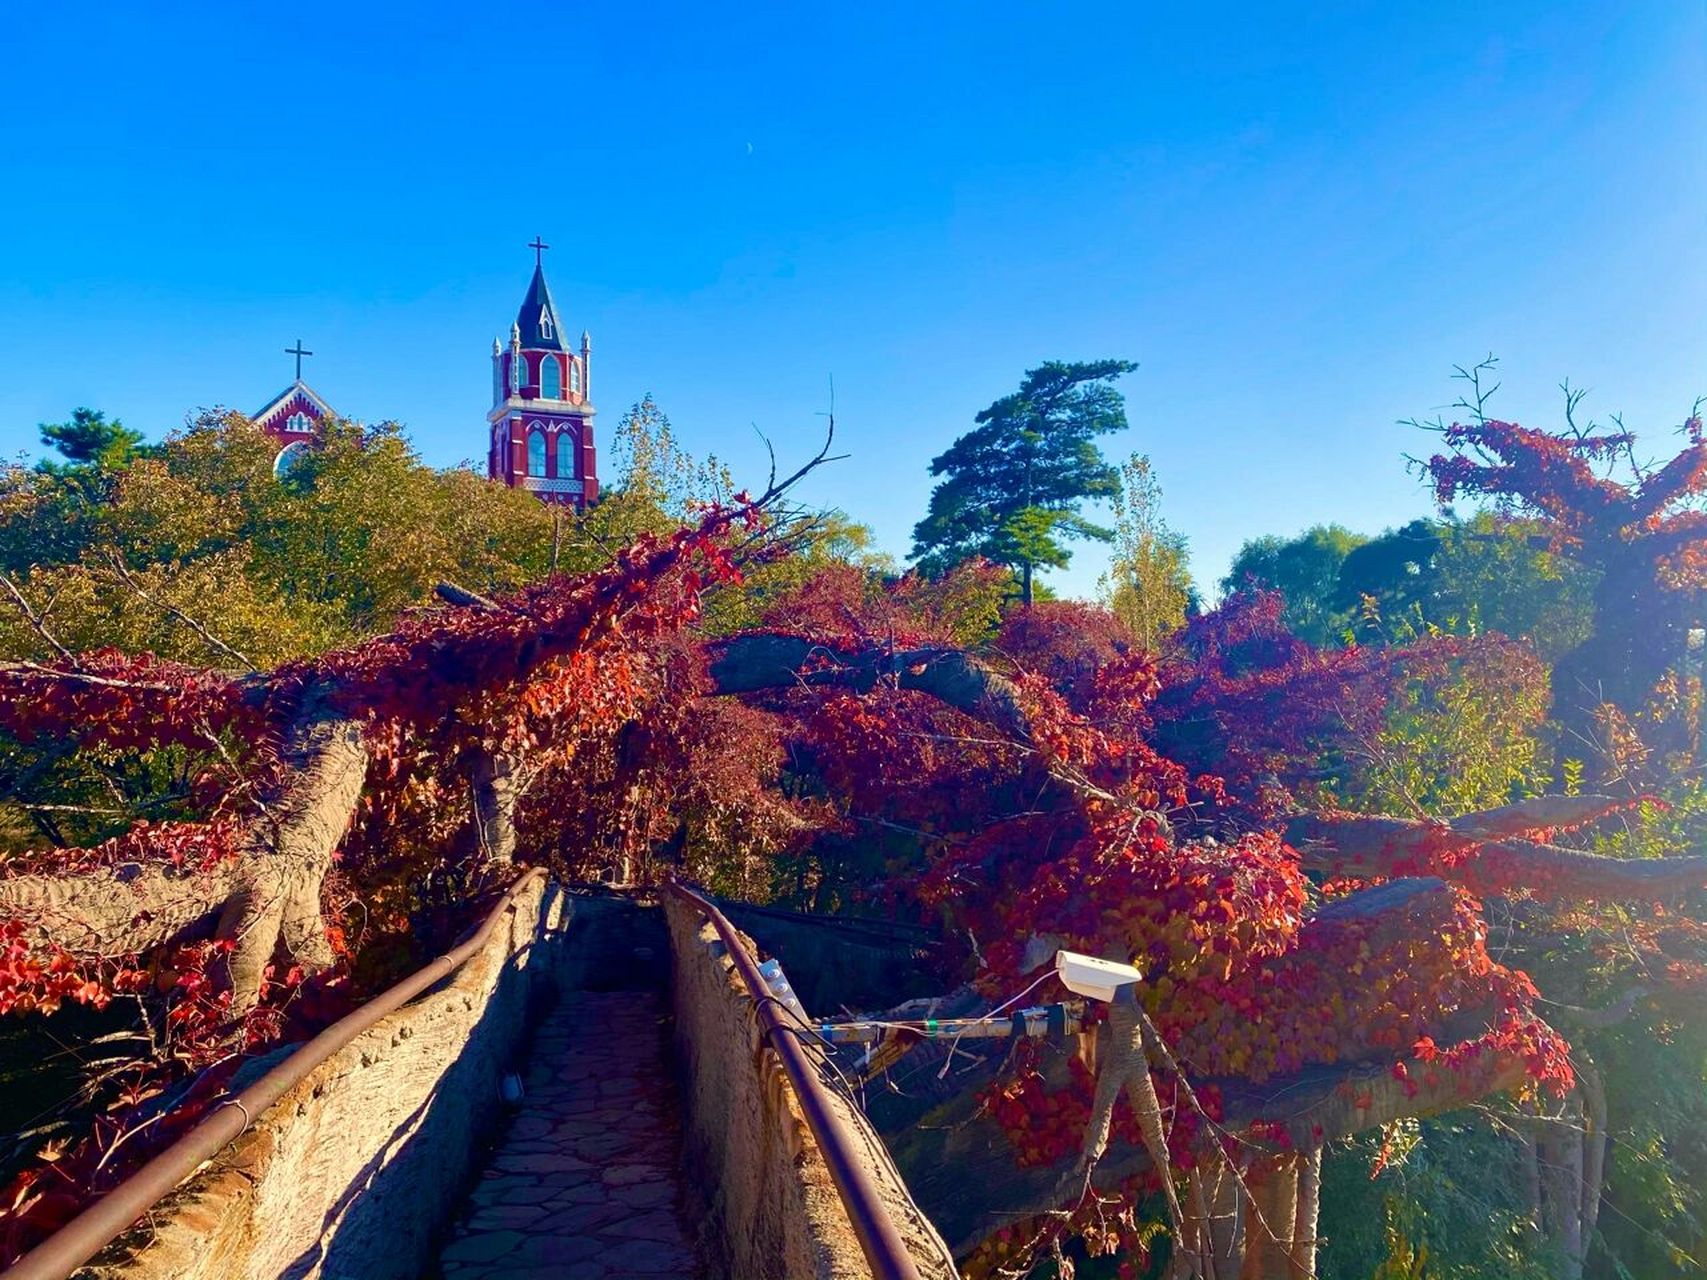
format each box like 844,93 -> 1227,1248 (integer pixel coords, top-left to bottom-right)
0,650 -> 252,754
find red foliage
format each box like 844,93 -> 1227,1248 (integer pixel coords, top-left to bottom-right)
0,503 -> 759,1258
996,601 -> 1138,712
1425,411 -> 1707,751
0,651 -> 255,763
0,506 -> 1608,1261
1427,416 -> 1707,569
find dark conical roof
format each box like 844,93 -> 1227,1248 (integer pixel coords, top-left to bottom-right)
515,264 -> 568,351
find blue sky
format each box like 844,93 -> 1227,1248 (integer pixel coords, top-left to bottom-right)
2,2 -> 1704,597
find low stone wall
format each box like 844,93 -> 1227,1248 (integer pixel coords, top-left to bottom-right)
83,877 -> 573,1280
664,895 -> 956,1280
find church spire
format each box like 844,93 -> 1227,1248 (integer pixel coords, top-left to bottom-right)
515,239 -> 568,352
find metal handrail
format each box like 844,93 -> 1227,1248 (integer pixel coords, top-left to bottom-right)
3,868 -> 549,1280
665,880 -> 926,1280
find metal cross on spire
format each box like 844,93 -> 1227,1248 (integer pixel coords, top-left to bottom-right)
528,236 -> 550,266
285,339 -> 313,381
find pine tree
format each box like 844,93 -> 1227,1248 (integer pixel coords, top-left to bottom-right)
911,359 -> 1135,604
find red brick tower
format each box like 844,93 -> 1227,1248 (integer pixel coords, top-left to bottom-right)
487,240 -> 597,508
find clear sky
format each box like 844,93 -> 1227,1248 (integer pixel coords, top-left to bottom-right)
2,2 -> 1704,597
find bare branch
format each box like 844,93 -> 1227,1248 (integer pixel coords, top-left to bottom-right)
1286,810 -> 1707,901
0,661 -> 178,693
98,551 -> 256,672
434,581 -> 504,612
1545,987 -> 1649,1030
0,569 -> 79,666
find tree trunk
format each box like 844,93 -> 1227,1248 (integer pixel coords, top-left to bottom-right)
1239,1157 -> 1300,1279
1577,1055 -> 1608,1260
1179,1168 -> 1212,1280
1537,1093 -> 1588,1280
1526,1058 -> 1609,1280
1021,560 -> 1033,608
0,859 -> 241,957
458,748 -> 519,867
1176,1160 -> 1241,1280
213,707 -> 367,1012
1291,1145 -> 1322,1279
0,704 -> 365,1021
1284,810 -> 1707,901
1520,1125 -> 1542,1227
705,635 -> 1037,746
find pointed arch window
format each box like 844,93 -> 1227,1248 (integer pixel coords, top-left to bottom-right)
540,355 -> 561,399
527,429 -> 547,477
274,441 -> 313,477
512,353 -> 526,392
555,430 -> 576,478
539,308 -> 554,340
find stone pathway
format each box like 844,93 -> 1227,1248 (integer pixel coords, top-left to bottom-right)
437,907 -> 703,1279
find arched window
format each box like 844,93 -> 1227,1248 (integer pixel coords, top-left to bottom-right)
493,359 -> 503,403
540,355 -> 561,399
539,307 -> 554,341
555,430 -> 576,478
512,354 -> 526,391
274,441 -> 312,477
286,411 -> 312,433
569,360 -> 581,395
527,430 -> 547,477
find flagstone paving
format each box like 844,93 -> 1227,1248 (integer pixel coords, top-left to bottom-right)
436,908 -> 703,1279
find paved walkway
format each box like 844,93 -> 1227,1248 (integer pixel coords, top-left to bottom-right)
437,907 -> 703,1279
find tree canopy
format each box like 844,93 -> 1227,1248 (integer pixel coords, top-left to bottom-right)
36,408 -> 149,474
1420,395 -> 1707,770
1099,452 -> 1195,650
911,359 -> 1135,604
1220,524 -> 1367,645
1,410 -> 559,671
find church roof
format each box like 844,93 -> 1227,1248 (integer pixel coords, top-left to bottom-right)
515,264 -> 569,352
253,380 -> 337,426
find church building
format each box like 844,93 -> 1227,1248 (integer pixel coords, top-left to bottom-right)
251,245 -> 599,507
486,241 -> 598,509
253,340 -> 336,475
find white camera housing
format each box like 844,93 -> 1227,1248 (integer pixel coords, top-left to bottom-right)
1055,950 -> 1142,1002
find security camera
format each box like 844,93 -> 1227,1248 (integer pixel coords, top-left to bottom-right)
1055,950 -> 1142,1002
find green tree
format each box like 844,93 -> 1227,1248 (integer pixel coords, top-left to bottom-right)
911,359 -> 1136,605
37,407 -> 148,472
1428,515 -> 1594,659
1333,519 -> 1441,634
1098,453 -> 1195,650
1334,515 -> 1594,658
1,409 -> 564,850
1,409 -> 154,571
575,393 -> 735,555
37,406 -> 150,481
0,409 -> 559,671
1220,524 -> 1367,645
1320,1120 -> 1555,1280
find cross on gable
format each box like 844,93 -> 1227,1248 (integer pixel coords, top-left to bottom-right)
285,339 -> 313,381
